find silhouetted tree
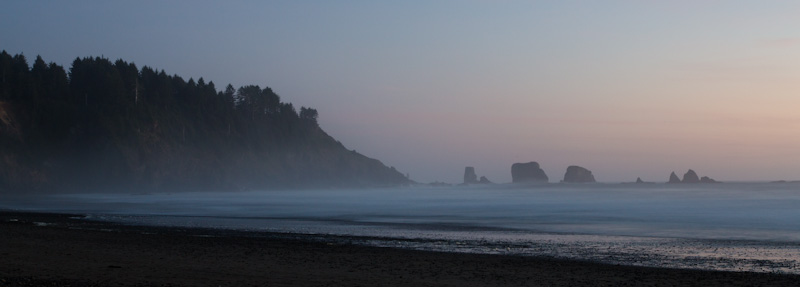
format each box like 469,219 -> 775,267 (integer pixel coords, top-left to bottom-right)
299,107 -> 318,125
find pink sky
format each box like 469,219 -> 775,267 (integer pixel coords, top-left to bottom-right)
3,1 -> 800,183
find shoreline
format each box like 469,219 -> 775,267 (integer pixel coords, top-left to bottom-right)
2,211 -> 799,286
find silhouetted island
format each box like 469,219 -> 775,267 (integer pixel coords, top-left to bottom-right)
511,162 -> 548,183
629,177 -> 656,184
0,52 -> 410,193
668,172 -> 682,183
682,169 -> 700,183
667,169 -> 719,184
463,167 -> 478,184
700,176 -> 718,183
562,165 -> 596,183
462,166 -> 492,185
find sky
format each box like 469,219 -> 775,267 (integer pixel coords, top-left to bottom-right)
2,1 -> 800,183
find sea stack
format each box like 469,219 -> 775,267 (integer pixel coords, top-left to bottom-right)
668,169 -> 719,183
682,169 -> 700,183
478,176 -> 493,184
463,167 -> 478,184
511,162 -> 548,183
635,177 -> 644,184
668,172 -> 681,183
562,165 -> 596,183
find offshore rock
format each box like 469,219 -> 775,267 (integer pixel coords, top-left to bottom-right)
511,162 -> 548,183
682,169 -> 700,183
562,165 -> 596,183
668,172 -> 681,183
478,176 -> 493,184
700,176 -> 718,183
463,167 -> 478,184
636,177 -> 644,184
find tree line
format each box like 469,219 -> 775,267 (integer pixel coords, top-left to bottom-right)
0,51 -> 408,192
0,51 -> 319,149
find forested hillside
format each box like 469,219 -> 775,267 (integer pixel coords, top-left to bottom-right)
0,51 -> 410,192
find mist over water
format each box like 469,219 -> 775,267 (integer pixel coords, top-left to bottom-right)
4,182 -> 800,273
6,183 -> 800,241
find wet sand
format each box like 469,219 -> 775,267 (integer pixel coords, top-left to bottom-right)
1,211 -> 798,286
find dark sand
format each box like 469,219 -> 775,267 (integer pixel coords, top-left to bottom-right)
1,212 -> 798,286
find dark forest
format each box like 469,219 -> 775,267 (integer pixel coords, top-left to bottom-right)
0,51 -> 409,192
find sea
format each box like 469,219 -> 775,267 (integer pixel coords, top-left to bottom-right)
3,182 -> 800,274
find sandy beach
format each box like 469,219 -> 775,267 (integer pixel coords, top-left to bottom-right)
1,211 -> 798,287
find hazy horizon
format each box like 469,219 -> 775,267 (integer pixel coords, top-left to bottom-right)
3,1 -> 800,183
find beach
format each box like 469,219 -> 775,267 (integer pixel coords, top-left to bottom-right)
1,211 -> 798,286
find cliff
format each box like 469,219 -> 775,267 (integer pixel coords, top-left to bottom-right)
0,52 -> 410,193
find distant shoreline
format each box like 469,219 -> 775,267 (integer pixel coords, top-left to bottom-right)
2,211 -> 799,286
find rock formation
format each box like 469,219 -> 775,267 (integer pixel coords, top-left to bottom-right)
511,162 -> 548,183
682,169 -> 700,183
668,172 -> 681,183
667,169 -> 719,184
463,167 -> 478,184
478,176 -> 493,184
632,177 -> 656,184
562,165 -> 596,183
700,176 -> 718,183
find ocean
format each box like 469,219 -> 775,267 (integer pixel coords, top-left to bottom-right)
3,182 -> 800,274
